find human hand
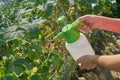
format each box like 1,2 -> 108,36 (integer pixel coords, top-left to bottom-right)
76,55 -> 98,70
77,15 -> 102,32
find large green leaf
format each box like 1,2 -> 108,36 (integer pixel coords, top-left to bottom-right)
1,26 -> 25,41
27,40 -> 43,60
34,0 -> 48,5
51,53 -> 63,70
5,59 -> 25,75
3,31 -> 24,41
0,18 -> 45,41
18,72 -> 28,80
85,0 -> 97,8
43,1 -> 56,18
85,0 -> 97,3
4,72 -> 19,80
14,57 -> 35,70
31,74 -> 43,80
19,18 -> 45,38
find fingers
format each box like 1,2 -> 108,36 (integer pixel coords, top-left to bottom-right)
77,21 -> 93,33
75,55 -> 87,64
77,15 -> 97,32
75,55 -> 97,70
80,64 -> 97,70
75,55 -> 86,64
77,25 -> 91,33
78,15 -> 90,21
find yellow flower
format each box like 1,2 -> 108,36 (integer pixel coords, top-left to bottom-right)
82,5 -> 88,12
107,7 -> 110,11
32,67 -> 38,73
97,13 -> 102,16
40,23 -> 45,28
40,29 -> 44,34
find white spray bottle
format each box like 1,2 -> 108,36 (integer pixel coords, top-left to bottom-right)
53,16 -> 95,62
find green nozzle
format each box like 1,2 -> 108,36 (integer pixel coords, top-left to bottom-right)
53,16 -> 84,43
53,32 -> 64,41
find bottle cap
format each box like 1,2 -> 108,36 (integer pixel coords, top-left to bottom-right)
53,16 -> 84,43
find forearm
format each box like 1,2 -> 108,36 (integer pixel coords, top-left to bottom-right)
91,54 -> 120,72
96,16 -> 120,34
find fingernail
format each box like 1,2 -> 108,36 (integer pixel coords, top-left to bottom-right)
78,63 -> 81,66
